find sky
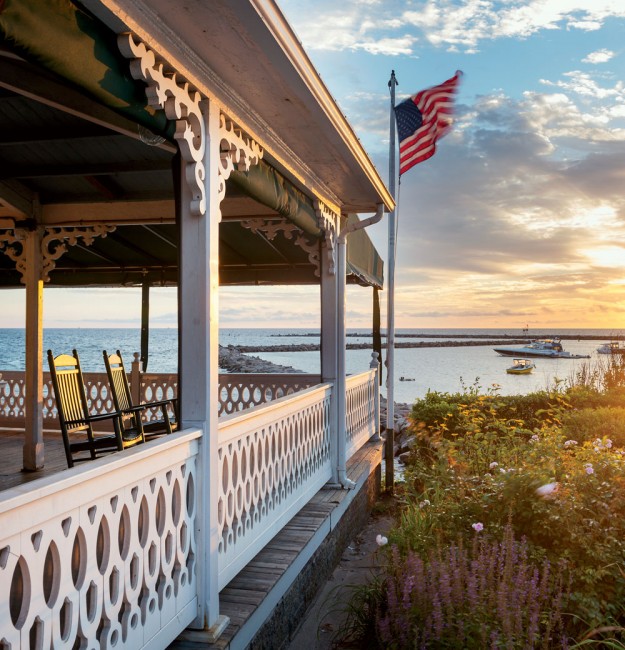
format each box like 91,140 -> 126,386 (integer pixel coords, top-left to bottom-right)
3,0 -> 625,331
275,0 -> 625,331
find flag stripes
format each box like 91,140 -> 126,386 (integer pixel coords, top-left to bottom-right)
394,71 -> 462,175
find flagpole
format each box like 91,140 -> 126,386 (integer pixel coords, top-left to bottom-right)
386,70 -> 398,492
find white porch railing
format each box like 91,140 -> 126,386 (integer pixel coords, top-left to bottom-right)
0,371 -> 321,427
217,373 -> 321,416
0,366 -> 380,646
0,429 -> 201,649
345,369 -> 380,459
216,383 -> 333,589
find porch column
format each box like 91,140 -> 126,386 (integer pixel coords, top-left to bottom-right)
335,215 -> 354,488
178,99 -> 224,635
320,234 -> 339,485
23,229 -> 44,470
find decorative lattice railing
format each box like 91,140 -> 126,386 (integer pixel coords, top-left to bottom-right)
345,369 -> 380,459
0,430 -> 201,649
0,372 -> 321,428
216,383 -> 333,589
217,373 -> 321,416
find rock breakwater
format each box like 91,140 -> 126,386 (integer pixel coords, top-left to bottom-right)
233,339 -> 528,353
219,344 -> 303,373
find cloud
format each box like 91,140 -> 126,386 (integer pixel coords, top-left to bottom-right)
283,0 -> 625,54
583,48 -> 615,64
371,77 -> 625,325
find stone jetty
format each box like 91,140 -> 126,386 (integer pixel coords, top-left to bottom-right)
232,339 -> 529,353
218,344 -> 303,373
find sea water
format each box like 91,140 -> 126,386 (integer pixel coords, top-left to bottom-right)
0,328 -> 621,405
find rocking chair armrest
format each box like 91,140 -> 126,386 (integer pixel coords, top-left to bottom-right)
65,411 -> 123,426
119,404 -> 149,414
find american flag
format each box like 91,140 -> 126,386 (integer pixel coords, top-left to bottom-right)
394,71 -> 462,175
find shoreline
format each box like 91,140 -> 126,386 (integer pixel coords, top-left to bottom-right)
231,339 -> 530,353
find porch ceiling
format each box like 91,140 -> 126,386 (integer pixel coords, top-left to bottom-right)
0,56 -> 323,287
0,1 -> 386,289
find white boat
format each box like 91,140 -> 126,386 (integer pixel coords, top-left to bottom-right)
597,342 -> 625,355
506,359 -> 535,374
494,338 -> 590,359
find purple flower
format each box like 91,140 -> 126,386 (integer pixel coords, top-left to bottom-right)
472,522 -> 484,532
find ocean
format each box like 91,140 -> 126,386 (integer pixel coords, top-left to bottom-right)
0,328 -> 621,405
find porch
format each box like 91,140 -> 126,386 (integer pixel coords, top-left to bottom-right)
0,0 -> 394,647
0,366 -> 381,648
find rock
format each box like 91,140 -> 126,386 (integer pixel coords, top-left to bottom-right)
218,345 -> 303,373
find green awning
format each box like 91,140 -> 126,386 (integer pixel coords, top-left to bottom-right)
229,161 -> 321,237
0,0 -> 173,138
346,215 -> 384,288
230,166 -> 383,287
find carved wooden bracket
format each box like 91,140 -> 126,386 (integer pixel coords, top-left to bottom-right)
118,34 -> 264,219
314,200 -> 338,275
118,33 -> 206,217
240,219 -> 320,277
0,225 -> 115,283
0,228 -> 28,280
218,114 -> 263,206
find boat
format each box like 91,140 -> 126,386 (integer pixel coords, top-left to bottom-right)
506,359 -> 535,374
399,376 -> 415,382
597,341 -> 625,355
494,338 -> 590,359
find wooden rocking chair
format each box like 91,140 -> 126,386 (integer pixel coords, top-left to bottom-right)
103,349 -> 178,441
47,350 -> 145,468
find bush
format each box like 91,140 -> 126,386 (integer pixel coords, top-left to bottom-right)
399,392 -> 625,633
410,390 -> 566,436
562,407 -> 625,447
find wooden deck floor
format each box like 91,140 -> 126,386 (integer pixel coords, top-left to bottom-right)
0,429 -> 69,492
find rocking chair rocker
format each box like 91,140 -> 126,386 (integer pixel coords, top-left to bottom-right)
48,349 -> 145,468
103,349 -> 178,441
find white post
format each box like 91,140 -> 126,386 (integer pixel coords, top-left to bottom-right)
179,99 -> 227,637
334,216 -> 354,488
335,206 -> 384,487
131,352 -> 142,405
370,352 -> 381,441
23,229 -> 44,470
386,71 -> 398,492
320,234 -> 339,485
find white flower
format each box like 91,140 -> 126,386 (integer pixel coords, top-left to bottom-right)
606,439 -> 613,448
472,522 -> 484,532
376,534 -> 388,547
419,499 -> 431,508
535,482 -> 559,498
530,435 -> 539,443
564,440 -> 578,448
489,461 -> 499,469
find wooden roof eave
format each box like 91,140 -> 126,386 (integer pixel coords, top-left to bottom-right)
83,0 -> 395,216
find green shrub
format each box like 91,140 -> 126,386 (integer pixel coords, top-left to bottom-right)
562,407 -> 625,447
399,393 -> 625,633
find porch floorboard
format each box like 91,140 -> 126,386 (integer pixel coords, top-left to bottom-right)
0,428 -> 68,491
171,439 -> 382,650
